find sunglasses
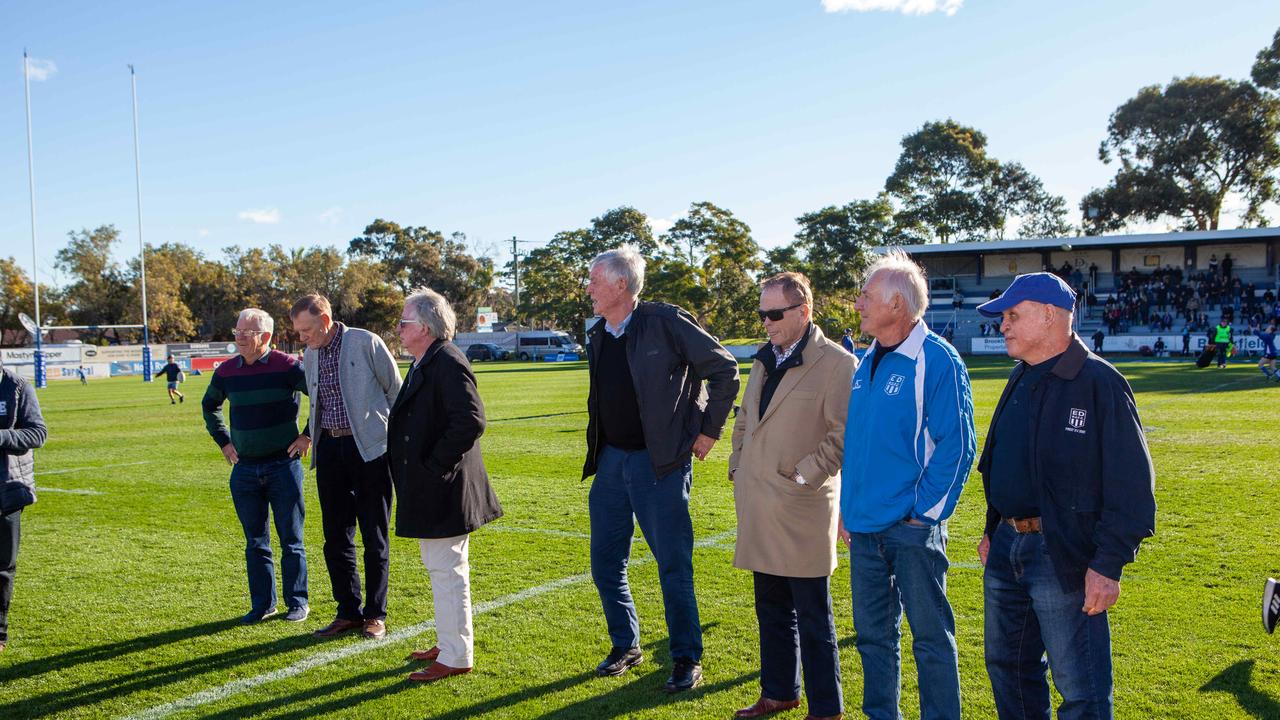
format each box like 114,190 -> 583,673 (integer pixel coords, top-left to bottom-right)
758,303 -> 803,322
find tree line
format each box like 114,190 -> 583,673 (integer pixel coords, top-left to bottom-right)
2,28 -> 1278,346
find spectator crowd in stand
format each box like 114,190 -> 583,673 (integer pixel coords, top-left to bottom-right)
1075,255 -> 1280,340
954,252 -> 1280,352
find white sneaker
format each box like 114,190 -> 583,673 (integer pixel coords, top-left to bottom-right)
1264,578 -> 1279,634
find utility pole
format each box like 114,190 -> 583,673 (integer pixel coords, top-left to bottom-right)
510,235 -> 533,309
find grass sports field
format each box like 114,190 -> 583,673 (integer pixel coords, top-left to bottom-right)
0,355 -> 1277,719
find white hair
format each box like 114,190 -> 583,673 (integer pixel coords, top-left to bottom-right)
237,308 -> 274,335
406,288 -> 457,341
864,249 -> 929,321
590,245 -> 646,296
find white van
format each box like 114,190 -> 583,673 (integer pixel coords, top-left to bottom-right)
453,330 -> 583,361
514,331 -> 583,361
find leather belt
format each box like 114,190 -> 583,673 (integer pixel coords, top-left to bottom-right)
322,427 -> 354,438
1004,516 -> 1042,534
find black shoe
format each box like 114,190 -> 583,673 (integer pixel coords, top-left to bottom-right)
595,646 -> 643,676
665,657 -> 702,693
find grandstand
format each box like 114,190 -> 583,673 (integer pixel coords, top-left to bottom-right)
888,227 -> 1280,355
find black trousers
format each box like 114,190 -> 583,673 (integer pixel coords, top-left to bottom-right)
315,433 -> 393,621
1,508 -> 21,642
753,571 -> 843,717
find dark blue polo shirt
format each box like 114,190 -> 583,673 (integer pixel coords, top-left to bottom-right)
988,352 -> 1061,520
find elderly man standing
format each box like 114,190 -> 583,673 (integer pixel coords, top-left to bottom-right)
0,366 -> 47,653
729,272 -> 856,720
841,249 -> 976,720
583,245 -> 739,693
390,288 -> 502,682
290,294 -> 401,639
975,273 -> 1156,719
202,309 -> 310,624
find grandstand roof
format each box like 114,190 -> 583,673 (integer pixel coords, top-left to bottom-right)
880,227 -> 1280,256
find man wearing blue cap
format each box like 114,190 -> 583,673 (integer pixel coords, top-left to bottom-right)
974,272 -> 1156,719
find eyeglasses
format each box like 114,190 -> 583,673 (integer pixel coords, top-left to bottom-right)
758,303 -> 803,322
232,329 -> 266,338
398,319 -> 423,327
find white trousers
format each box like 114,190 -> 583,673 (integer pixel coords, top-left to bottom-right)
419,534 -> 473,667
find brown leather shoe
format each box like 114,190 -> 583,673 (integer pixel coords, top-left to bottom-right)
362,619 -> 386,639
735,697 -> 801,718
408,662 -> 472,682
313,618 -> 362,638
409,646 -> 440,662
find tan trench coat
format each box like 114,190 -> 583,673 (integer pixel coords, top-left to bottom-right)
728,325 -> 857,578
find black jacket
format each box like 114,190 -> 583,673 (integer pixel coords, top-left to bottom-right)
388,340 -> 502,538
978,335 -> 1156,593
0,369 -> 47,513
583,301 -> 740,479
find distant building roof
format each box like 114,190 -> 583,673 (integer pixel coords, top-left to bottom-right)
874,227 -> 1280,256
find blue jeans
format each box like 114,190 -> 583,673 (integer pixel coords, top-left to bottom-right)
229,458 -> 308,612
754,572 -> 842,717
984,522 -> 1113,720
849,521 -> 960,720
589,445 -> 701,662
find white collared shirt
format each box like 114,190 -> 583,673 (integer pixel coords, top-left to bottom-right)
604,304 -> 637,338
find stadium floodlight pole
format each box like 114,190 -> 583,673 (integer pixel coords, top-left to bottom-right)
129,64 -> 153,382
23,50 -> 45,389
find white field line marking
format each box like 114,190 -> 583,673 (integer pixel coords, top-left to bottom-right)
39,487 -> 103,496
38,460 -> 152,476
487,525 -> 590,540
123,528 -> 738,720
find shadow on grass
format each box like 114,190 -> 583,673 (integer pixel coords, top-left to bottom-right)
0,619 -> 323,719
1199,659 -> 1280,719
490,411 -> 587,423
420,629 -> 857,720
0,616 -> 241,683
199,665 -> 417,720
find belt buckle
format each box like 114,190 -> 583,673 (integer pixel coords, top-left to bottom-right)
1007,516 -> 1040,534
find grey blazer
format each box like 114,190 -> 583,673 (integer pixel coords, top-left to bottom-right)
303,325 -> 403,466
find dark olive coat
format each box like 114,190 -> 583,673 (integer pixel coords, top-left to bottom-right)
388,340 -> 502,538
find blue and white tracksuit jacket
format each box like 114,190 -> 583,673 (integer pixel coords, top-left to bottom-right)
840,321 -> 976,533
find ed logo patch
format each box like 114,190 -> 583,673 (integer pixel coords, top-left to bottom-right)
884,374 -> 905,396
1066,408 -> 1087,434
0,400 -> 7,415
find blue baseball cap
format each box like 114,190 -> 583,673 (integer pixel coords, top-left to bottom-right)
977,272 -> 1077,318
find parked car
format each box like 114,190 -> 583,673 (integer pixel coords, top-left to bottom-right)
465,343 -> 509,362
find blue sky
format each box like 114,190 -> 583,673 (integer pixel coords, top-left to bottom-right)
2,0 -> 1278,287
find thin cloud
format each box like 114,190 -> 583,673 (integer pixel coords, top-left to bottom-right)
24,57 -> 57,81
318,206 -> 343,226
237,208 -> 281,224
822,0 -> 963,16
197,228 -> 210,237
647,214 -> 679,236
